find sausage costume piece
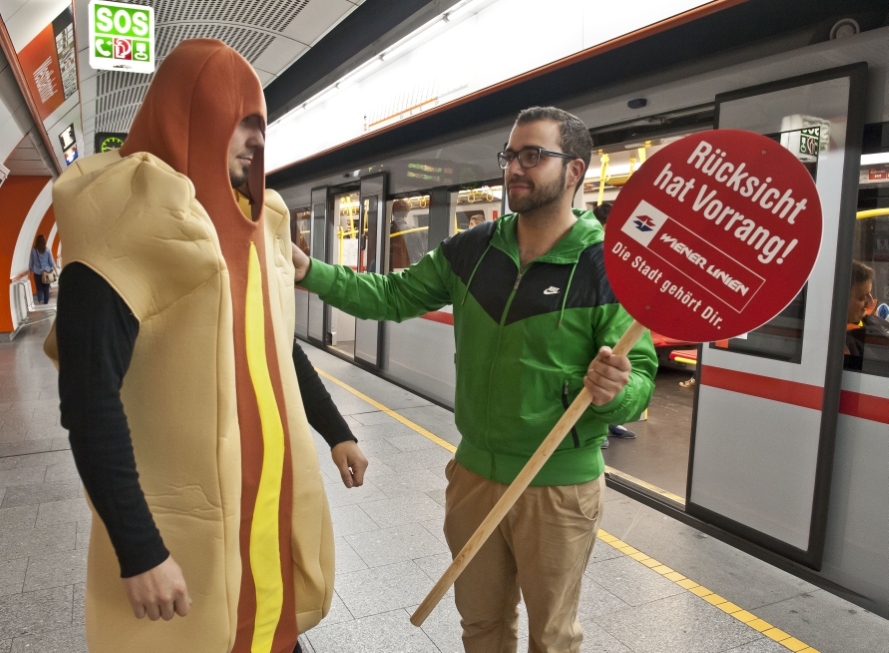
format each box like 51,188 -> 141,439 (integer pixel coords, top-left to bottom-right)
45,39 -> 334,653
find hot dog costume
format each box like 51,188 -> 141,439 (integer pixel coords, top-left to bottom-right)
45,39 -> 334,653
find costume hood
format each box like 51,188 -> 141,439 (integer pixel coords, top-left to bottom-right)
120,38 -> 266,222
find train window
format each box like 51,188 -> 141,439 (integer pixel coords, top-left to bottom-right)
705,126 -> 825,364
291,207 -> 310,255
333,191 -> 361,269
311,201 -> 325,261
450,184 -> 502,236
388,194 -> 430,272
845,159 -> 889,377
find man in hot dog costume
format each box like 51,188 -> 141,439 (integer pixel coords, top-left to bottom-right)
45,39 -> 334,653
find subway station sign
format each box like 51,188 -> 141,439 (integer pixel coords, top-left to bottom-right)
88,1 -> 154,73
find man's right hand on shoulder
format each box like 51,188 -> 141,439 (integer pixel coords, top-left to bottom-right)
292,242 -> 311,283
123,555 -> 192,621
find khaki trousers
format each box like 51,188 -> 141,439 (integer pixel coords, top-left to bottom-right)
443,459 -> 605,653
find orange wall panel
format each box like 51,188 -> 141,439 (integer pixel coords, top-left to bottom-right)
0,176 -> 53,332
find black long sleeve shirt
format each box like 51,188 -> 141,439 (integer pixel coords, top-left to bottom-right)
57,263 -> 355,577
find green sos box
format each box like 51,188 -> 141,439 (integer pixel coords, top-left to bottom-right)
88,0 -> 154,74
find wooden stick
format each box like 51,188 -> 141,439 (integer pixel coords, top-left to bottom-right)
410,319 -> 648,626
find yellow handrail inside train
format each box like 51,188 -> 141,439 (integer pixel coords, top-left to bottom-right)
390,226 -> 429,238
856,208 -> 889,219
597,152 -> 609,206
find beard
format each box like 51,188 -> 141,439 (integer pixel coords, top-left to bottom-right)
507,166 -> 567,214
230,163 -> 249,189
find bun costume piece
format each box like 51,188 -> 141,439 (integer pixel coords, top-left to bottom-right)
46,39 -> 333,652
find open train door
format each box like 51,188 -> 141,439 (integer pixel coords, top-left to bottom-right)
687,64 -> 868,569
307,186 -> 329,348
355,173 -> 387,366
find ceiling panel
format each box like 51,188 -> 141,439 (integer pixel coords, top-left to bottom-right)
74,0 -> 357,155
281,0 -> 356,45
253,36 -> 308,75
4,131 -> 53,175
2,0 -> 69,50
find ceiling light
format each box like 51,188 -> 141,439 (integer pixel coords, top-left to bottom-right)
303,84 -> 339,111
338,57 -> 383,88
861,152 -> 889,166
446,0 -> 487,21
382,17 -> 448,61
585,163 -> 633,179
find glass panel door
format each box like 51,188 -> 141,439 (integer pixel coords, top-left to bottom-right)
307,187 -> 327,345
292,207 -> 310,340
329,189 -> 361,358
355,174 -> 387,366
687,64 -> 868,568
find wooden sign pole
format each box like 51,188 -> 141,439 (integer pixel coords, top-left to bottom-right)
410,320 -> 648,626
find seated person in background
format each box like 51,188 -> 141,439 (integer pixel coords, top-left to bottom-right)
844,260 -> 889,371
468,213 -> 486,228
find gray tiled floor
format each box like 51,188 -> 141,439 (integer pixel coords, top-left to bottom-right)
1,316 -> 887,652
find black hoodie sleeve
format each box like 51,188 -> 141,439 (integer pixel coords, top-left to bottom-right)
56,263 -> 169,578
291,339 -> 357,448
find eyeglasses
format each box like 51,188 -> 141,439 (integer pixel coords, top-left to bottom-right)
497,147 -> 575,170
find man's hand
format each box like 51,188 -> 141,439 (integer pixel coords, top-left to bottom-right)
123,556 -> 191,621
291,242 -> 311,283
331,441 -> 369,488
583,346 -> 632,406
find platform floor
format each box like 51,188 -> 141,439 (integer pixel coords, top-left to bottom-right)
603,366 -> 695,497
0,314 -> 886,652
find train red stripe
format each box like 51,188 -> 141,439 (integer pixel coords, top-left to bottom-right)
839,390 -> 889,425
699,365 -> 823,411
420,311 -> 454,326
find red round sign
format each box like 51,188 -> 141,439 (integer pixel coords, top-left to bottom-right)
604,130 -> 822,343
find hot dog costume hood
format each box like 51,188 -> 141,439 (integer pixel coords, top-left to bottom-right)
44,39 -> 334,653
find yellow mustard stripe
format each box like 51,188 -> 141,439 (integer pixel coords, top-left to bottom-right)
245,243 -> 286,653
597,529 -> 821,652
313,368 -> 457,453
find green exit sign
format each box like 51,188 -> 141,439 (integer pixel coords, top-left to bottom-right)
88,0 -> 154,74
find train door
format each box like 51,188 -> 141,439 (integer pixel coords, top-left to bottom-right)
582,111 -> 715,500
291,207 -> 311,340
307,187 -> 328,347
687,65 -> 868,568
354,174 -> 387,366
328,186 -> 361,358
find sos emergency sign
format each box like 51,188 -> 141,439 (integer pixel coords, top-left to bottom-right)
88,0 -> 154,74
604,130 -> 822,343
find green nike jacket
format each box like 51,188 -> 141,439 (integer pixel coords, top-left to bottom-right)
300,209 -> 657,486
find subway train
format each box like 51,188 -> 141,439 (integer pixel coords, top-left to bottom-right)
268,4 -> 889,619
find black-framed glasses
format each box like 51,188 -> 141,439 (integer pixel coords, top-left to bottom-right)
497,147 -> 574,170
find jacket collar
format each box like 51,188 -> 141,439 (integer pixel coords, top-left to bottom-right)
491,208 -> 604,265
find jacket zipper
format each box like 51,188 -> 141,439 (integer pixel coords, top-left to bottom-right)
483,266 -> 527,479
562,382 -> 581,448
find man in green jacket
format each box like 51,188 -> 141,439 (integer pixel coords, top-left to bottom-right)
292,106 -> 656,652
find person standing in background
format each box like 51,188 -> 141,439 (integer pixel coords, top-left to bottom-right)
29,234 -> 57,305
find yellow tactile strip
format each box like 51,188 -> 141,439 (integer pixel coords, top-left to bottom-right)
597,530 -> 819,652
315,363 -> 818,652
314,368 -> 457,453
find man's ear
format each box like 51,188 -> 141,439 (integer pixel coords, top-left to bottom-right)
566,159 -> 586,191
